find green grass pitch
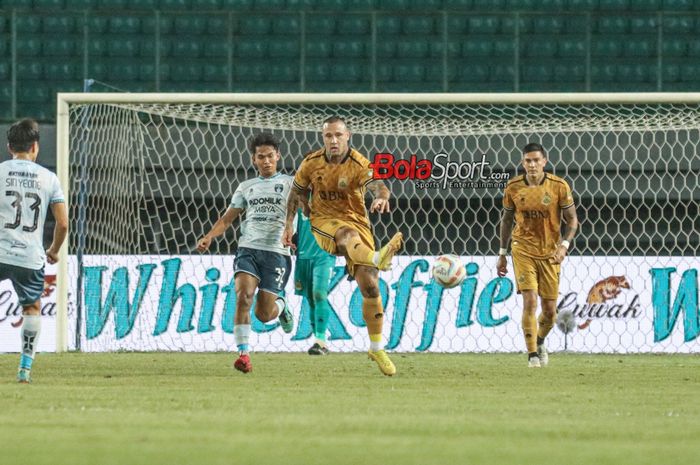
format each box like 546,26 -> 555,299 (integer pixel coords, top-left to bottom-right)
1,352 -> 698,465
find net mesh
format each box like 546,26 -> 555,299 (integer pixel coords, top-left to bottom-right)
66,99 -> 700,353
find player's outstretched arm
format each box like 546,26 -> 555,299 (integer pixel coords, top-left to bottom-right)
496,208 -> 514,277
283,188 -> 304,248
197,207 -> 242,253
367,180 -> 391,213
46,201 -> 68,264
553,203 -> 579,264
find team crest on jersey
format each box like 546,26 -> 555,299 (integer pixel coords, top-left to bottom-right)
338,177 -> 349,190
542,192 -> 552,205
275,184 -> 284,193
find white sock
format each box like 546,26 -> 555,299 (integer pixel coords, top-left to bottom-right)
369,340 -> 383,352
20,315 -> 41,370
372,252 -> 379,266
234,324 -> 251,354
275,298 -> 285,318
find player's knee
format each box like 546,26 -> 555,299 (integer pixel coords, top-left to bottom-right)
254,308 -> 274,323
360,282 -> 380,298
312,289 -> 328,304
22,302 -> 40,316
236,289 -> 255,308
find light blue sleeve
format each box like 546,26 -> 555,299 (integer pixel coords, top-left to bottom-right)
230,183 -> 246,209
50,174 -> 65,204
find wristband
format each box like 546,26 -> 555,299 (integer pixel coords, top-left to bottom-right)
498,248 -> 508,256
560,240 -> 570,250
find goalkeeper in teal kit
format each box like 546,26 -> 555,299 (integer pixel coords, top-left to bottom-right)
294,208 -> 336,355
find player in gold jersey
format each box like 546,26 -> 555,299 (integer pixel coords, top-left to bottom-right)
496,143 -> 578,368
282,116 -> 403,376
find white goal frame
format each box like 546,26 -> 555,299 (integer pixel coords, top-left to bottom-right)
55,92 -> 700,352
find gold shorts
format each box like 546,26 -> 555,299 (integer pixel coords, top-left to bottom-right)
511,247 -> 560,300
311,217 -> 375,276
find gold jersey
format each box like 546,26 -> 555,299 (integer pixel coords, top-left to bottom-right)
503,173 -> 575,259
292,147 -> 374,228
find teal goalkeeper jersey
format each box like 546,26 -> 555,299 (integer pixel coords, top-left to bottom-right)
297,209 -> 335,261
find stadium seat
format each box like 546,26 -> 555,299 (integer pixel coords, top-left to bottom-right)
269,39 -> 300,57
628,16 -> 657,34
333,38 -> 367,57
220,0 -> 254,9
557,36 -> 586,57
33,0 -> 66,8
680,63 -> 700,81
18,85 -> 49,103
16,38 -> 42,57
139,63 -> 160,81
7,0 -> 37,8
596,17 -> 629,34
393,63 -> 424,82
336,17 -> 371,35
0,83 -> 11,102
598,0 -> 629,9
628,0 -> 659,10
329,62 -> 367,82
202,63 -> 228,82
443,0 -> 474,8
662,62 -> 680,82
160,0 -> 191,9
553,62 -> 585,81
616,64 -> 652,82
532,16 -> 565,33
430,38 -> 462,58
492,37 -> 515,56
446,16 -> 468,34
236,40 -> 267,57
204,42 -> 229,57
521,63 -> 552,82
43,16 -> 76,34
87,16 -> 109,34
273,16 -> 301,34
462,38 -> 493,57
44,62 -> 77,80
17,103 -> 52,121
87,62 -> 108,80
403,16 -> 435,35
271,60 -> 300,82
625,38 -> 655,57
172,39 -> 203,58
306,16 -> 336,34
109,60 -> 140,80
43,37 -> 77,56
473,0 -> 505,9
0,63 -> 9,80
564,16 -> 588,33
379,0 -> 410,10
240,15 -> 272,34
688,40 -> 700,56
663,17 -> 695,34
592,39 -> 622,57
140,38 -> 172,57
662,38 -> 687,57
233,62 -> 267,80
662,0 -> 695,10
306,41 -> 333,57
376,16 -> 401,34
591,63 -> 618,82
457,63 -> 490,82
109,16 -> 142,34
15,16 -> 42,34
468,16 -> 501,34
524,37 -> 557,57
254,0 -> 286,9
425,61 -> 454,82
170,63 -> 202,81
107,36 -> 140,57
490,63 -> 515,82
174,16 -> 208,35
396,38 -> 430,58
207,16 -> 229,35
142,16 -> 174,34
304,61 -> 330,82
98,0 -> 129,7
191,0 -> 222,8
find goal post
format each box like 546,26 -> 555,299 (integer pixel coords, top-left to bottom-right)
55,92 -> 700,354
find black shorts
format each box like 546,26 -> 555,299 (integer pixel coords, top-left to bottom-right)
234,247 -> 292,295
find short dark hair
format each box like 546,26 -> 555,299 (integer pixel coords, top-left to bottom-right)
7,118 -> 40,153
249,132 -> 280,153
322,115 -> 348,128
522,142 -> 546,156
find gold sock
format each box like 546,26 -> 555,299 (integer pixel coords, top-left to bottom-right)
345,235 -> 375,267
522,310 -> 538,353
537,312 -> 556,341
363,296 -> 384,342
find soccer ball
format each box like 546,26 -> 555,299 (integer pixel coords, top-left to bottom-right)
432,254 -> 466,289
